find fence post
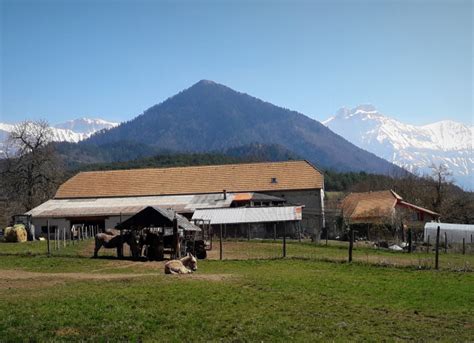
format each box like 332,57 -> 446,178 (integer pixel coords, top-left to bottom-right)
408,228 -> 412,253
298,222 -> 302,243
247,223 -> 250,241
462,238 -> 465,255
325,226 -> 328,246
63,227 -> 66,248
47,220 -> 51,257
348,227 -> 354,263
219,224 -> 223,261
427,235 -> 430,253
444,232 -> 447,253
435,226 -> 440,270
283,222 -> 286,258
209,225 -> 213,250
172,216 -> 179,259
273,223 -> 277,241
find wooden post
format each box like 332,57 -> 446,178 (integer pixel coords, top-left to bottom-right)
348,227 -> 354,263
427,235 -> 430,253
444,232 -> 448,253
273,223 -> 277,241
462,238 -> 465,255
47,220 -> 51,257
173,216 -> 179,259
408,228 -> 412,253
209,224 -> 213,250
118,213 -> 123,259
219,224 -> 223,261
282,222 -> 286,258
435,226 -> 440,270
247,223 -> 250,241
325,226 -> 328,246
63,227 -> 66,248
298,222 -> 302,242
224,224 -> 227,240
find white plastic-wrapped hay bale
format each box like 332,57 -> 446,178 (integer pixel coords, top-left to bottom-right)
4,225 -> 27,242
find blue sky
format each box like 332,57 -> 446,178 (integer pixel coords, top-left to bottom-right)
1,0 -> 472,126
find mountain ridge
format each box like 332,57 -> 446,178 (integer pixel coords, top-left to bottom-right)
323,105 -> 473,189
82,80 -> 406,175
0,118 -> 119,155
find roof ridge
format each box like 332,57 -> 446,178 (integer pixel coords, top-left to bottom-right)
55,159 -> 323,198
75,159 -> 312,175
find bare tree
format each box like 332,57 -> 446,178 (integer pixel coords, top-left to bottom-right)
1,120 -> 63,212
429,163 -> 452,213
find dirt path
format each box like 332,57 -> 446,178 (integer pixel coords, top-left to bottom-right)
0,268 -> 233,290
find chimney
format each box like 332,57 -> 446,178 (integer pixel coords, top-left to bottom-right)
223,189 -> 227,200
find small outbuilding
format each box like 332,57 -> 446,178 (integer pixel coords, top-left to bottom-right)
340,190 -> 440,240
192,205 -> 303,239
424,222 -> 474,244
116,206 -> 203,260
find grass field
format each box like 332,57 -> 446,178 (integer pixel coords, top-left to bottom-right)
0,240 -> 473,341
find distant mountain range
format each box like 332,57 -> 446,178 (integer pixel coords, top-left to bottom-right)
0,118 -> 118,154
77,80 -> 404,175
3,83 -> 469,190
323,105 -> 473,190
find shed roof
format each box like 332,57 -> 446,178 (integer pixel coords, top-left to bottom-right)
55,160 -> 323,199
116,206 -> 201,232
192,206 -> 303,225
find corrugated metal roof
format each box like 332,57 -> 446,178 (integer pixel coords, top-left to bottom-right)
55,160 -> 323,199
26,193 -> 234,218
191,206 -> 303,225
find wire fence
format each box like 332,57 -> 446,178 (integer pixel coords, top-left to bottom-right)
2,223 -> 473,271
208,232 -> 474,271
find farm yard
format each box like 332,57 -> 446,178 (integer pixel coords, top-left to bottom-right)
0,240 -> 473,341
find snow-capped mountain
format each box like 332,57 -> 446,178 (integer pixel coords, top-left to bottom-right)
0,118 -> 119,155
55,117 -> 118,135
323,105 -> 473,190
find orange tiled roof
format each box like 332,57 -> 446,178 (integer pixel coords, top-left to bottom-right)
341,190 -> 439,223
341,190 -> 399,223
55,160 -> 323,199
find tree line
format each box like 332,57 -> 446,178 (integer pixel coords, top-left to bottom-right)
1,120 -> 472,228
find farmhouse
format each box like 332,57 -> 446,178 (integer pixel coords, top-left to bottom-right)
340,190 -> 439,240
27,160 -> 325,239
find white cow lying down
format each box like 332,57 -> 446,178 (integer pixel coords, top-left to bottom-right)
164,253 -> 198,274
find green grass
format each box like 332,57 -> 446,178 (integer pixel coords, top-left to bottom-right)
0,259 -> 472,341
0,239 -> 90,256
0,240 -> 473,341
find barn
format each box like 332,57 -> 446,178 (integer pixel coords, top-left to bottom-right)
340,190 -> 440,240
26,160 -> 325,239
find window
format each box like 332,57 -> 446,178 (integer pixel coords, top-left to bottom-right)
271,177 -> 278,184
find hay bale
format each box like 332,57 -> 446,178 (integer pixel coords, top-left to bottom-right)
4,225 -> 27,242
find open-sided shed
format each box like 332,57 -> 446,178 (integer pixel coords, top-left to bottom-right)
116,206 -> 201,232
116,206 -> 202,260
